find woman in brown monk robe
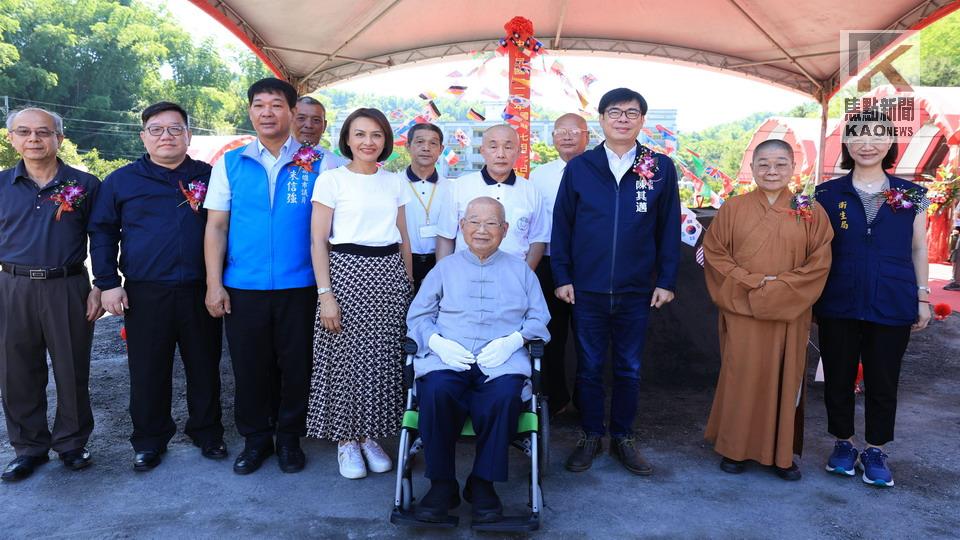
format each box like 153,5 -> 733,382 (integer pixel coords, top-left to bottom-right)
702,139 -> 833,481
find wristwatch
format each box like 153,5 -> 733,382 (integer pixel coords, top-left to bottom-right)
317,287 -> 332,295
918,286 -> 931,294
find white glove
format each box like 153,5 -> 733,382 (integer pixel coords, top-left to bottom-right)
428,334 -> 475,372
476,331 -> 524,369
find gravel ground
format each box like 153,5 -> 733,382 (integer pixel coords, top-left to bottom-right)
1,311 -> 958,539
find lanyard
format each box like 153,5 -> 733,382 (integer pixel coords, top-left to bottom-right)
407,180 -> 438,224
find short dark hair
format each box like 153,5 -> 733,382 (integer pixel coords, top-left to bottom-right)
840,110 -> 899,170
296,95 -> 326,114
141,101 -> 189,127
407,122 -> 444,143
338,108 -> 394,162
247,77 -> 297,108
598,88 -> 648,116
753,139 -> 794,161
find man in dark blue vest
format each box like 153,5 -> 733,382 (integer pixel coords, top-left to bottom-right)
204,78 -> 330,475
90,102 -> 225,471
551,88 -> 681,476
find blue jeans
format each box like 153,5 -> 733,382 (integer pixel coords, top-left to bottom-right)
572,292 -> 650,437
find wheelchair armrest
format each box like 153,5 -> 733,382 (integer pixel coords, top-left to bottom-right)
526,339 -> 545,395
402,338 -> 418,390
526,339 -> 545,359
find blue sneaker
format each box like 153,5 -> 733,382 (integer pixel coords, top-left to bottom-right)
858,447 -> 894,487
825,440 -> 858,476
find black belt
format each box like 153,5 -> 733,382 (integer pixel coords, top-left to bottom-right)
412,253 -> 436,263
0,262 -> 85,280
330,243 -> 399,257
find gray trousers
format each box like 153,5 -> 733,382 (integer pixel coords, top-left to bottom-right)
0,271 -> 94,456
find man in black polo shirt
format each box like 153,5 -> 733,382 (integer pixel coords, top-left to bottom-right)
89,102 -> 225,471
0,107 -> 103,482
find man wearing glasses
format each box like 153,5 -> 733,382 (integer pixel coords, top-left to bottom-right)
551,88 -> 681,476
529,114 -> 590,416
89,102 -> 226,471
0,108 -> 102,481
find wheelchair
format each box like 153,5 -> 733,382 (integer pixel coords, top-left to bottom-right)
390,338 -> 549,532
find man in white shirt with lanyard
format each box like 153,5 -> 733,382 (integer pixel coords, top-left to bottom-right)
529,113 -> 590,415
291,96 -> 348,169
436,124 -> 548,270
402,123 -> 452,292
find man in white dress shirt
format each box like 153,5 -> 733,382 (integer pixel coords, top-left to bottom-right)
529,113 -> 589,414
436,124 -> 548,270
402,123 -> 452,291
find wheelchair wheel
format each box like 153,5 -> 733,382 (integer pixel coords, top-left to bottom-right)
400,477 -> 413,511
538,399 -> 550,476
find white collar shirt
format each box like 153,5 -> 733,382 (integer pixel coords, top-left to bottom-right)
604,143 -> 637,185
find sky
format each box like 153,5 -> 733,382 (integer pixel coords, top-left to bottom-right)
155,0 -> 814,132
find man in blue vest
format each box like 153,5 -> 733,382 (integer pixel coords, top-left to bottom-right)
204,78 -> 335,475
551,88 -> 681,476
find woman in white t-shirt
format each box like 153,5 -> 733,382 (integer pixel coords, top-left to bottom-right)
306,108 -> 414,479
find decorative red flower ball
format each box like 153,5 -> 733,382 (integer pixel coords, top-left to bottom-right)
933,303 -> 952,321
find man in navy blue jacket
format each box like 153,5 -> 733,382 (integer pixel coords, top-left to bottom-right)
89,102 -> 225,471
551,88 -> 681,476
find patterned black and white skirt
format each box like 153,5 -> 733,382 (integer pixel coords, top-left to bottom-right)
306,247 -> 413,441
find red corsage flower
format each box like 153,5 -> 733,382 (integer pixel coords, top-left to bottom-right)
631,145 -> 660,188
933,303 -> 952,321
49,180 -> 88,221
292,143 -> 320,173
179,180 -> 208,213
882,187 -> 924,212
789,193 -> 815,223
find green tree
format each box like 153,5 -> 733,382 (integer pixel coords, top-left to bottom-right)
530,141 -> 558,167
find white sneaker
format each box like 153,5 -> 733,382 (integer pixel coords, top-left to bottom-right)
360,439 -> 393,473
338,441 -> 367,479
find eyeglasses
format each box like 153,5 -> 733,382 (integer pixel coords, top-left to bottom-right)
11,127 -> 58,138
144,125 -> 186,137
755,163 -> 792,172
552,128 -> 584,138
604,108 -> 642,120
465,220 -> 503,230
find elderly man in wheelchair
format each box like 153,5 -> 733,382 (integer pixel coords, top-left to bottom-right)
398,196 -> 550,528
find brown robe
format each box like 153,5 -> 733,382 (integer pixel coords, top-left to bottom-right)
703,188 -> 833,468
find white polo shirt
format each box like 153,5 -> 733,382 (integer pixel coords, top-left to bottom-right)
311,166 -> 411,247
529,158 -> 567,256
402,166 -> 452,255
437,167 -> 549,259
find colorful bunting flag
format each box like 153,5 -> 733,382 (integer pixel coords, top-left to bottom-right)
425,101 -> 441,120
418,91 -> 436,101
453,128 -> 471,148
575,89 -> 589,109
680,205 -> 704,247
441,147 -> 459,166
389,109 -> 405,121
582,73 -> 598,87
447,85 -> 467,96
447,70 -> 463,78
467,108 -> 486,122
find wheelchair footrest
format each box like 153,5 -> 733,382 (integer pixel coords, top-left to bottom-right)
471,514 -> 540,532
390,508 -> 459,528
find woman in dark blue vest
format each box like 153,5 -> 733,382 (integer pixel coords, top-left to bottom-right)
814,111 -> 931,488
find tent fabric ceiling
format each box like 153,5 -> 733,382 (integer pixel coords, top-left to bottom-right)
190,0 -> 958,99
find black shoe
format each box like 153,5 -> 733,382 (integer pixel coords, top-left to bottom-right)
133,449 -> 165,472
233,445 -> 274,475
60,448 -> 92,471
774,462 -> 802,481
565,432 -> 602,472
720,457 -> 746,474
1,454 -> 49,482
611,436 -> 654,476
277,446 -> 305,473
414,479 -> 461,522
200,440 -> 228,460
463,475 -> 503,524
